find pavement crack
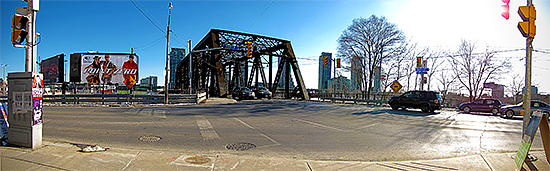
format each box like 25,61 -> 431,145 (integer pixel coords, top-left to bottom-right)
479,117 -> 490,151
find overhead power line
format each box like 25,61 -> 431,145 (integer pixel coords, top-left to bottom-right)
130,0 -> 165,35
129,0 -> 187,46
247,0 -> 275,32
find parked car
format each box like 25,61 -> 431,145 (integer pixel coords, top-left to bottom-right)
251,87 -> 272,99
500,100 -> 550,118
458,98 -> 504,115
388,90 -> 442,113
232,87 -> 255,100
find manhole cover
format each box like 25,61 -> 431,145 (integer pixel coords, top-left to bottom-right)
225,142 -> 256,151
184,156 -> 211,164
138,135 -> 161,142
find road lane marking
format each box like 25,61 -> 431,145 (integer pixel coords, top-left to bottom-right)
153,110 -> 166,118
292,118 -> 348,132
196,115 -> 220,141
233,118 -> 281,147
138,109 -> 153,116
357,123 -> 379,129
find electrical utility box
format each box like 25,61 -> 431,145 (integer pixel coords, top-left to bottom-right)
7,72 -> 43,149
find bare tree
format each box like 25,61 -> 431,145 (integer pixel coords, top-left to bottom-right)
424,49 -> 446,91
337,15 -> 405,99
383,40 -> 420,92
506,74 -> 524,103
448,40 -> 512,101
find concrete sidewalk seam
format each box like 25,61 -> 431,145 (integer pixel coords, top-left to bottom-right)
121,151 -> 141,171
3,155 -> 70,171
480,154 -> 494,171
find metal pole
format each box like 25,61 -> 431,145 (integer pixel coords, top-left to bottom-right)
0,65 -> 7,95
164,2 -> 172,104
188,40 -> 192,94
522,0 -> 534,136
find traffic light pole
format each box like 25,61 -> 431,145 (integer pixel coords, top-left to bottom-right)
522,0 -> 533,140
25,2 -> 37,72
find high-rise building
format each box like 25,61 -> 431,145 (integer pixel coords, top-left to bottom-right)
140,76 -> 158,91
318,52 -> 332,90
169,48 -> 186,89
277,61 -> 295,89
350,60 -> 361,91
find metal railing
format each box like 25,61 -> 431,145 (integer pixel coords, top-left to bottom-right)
0,92 -> 207,105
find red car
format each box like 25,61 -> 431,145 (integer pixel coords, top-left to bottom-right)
458,98 -> 504,115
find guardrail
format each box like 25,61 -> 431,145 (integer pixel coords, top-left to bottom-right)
309,92 -> 391,105
0,92 -> 207,105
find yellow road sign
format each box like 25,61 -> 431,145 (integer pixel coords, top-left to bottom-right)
391,80 -> 402,93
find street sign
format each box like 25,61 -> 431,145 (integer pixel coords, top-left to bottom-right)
391,80 -> 402,93
415,68 -> 429,72
515,111 -> 550,169
416,68 -> 429,74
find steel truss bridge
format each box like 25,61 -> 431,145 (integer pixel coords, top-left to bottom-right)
175,29 -> 309,100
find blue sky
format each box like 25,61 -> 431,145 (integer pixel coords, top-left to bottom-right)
1,0 -> 550,92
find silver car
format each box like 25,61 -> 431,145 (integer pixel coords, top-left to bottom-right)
500,100 -> 550,118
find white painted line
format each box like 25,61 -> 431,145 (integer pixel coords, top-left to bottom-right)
196,115 -> 220,141
292,118 -> 348,132
233,118 -> 281,146
121,151 -> 141,171
358,123 -> 379,129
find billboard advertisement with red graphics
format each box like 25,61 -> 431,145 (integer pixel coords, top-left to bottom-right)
40,54 -> 64,84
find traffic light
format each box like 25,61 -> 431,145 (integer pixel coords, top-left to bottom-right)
246,41 -> 253,58
518,5 -> 536,38
501,0 -> 510,20
416,57 -> 422,68
423,77 -> 427,84
322,56 -> 328,67
11,14 -> 29,45
336,58 -> 341,68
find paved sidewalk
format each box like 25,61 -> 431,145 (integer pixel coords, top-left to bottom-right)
1,140 -> 549,171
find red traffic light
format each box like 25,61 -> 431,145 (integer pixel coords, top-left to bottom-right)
501,0 -> 510,20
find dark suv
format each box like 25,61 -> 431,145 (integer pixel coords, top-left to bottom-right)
458,98 -> 504,115
388,90 -> 443,113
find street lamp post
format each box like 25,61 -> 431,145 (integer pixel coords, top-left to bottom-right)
164,2 -> 172,104
0,64 -> 8,95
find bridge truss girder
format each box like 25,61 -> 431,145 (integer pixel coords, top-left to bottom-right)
175,29 -> 309,100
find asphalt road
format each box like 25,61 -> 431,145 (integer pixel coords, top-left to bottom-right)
42,99 -> 538,162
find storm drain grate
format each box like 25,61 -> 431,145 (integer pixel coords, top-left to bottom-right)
184,156 -> 211,164
138,135 -> 161,142
225,142 -> 256,151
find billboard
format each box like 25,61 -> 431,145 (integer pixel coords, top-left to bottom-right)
40,54 -> 64,84
70,53 -> 138,85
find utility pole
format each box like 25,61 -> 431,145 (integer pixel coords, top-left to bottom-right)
522,0 -> 534,136
164,2 -> 172,104
188,40 -> 192,94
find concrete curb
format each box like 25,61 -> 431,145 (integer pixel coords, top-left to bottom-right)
1,140 -> 549,171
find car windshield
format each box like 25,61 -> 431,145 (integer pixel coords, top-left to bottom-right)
435,93 -> 442,100
258,87 -> 268,91
242,87 -> 251,91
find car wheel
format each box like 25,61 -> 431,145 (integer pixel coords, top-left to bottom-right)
463,106 -> 471,114
505,110 -> 514,118
421,104 -> 430,113
391,102 -> 400,110
491,108 -> 499,115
